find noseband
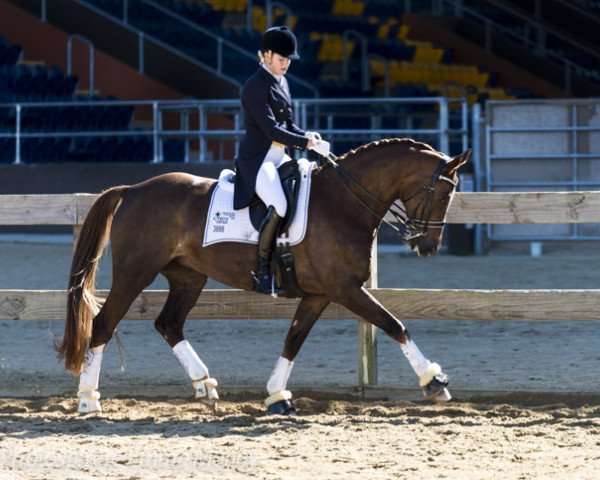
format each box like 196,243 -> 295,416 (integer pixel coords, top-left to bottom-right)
392,158 -> 457,241
325,153 -> 457,242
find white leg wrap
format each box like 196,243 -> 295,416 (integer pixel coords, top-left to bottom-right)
173,340 -> 209,380
266,356 -> 294,395
265,390 -> 292,407
400,339 -> 442,386
418,362 -> 442,388
77,346 -> 105,413
173,340 -> 218,403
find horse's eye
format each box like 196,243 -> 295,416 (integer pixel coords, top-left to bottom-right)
438,196 -> 449,204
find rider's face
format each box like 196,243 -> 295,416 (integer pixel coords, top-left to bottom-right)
265,51 -> 291,76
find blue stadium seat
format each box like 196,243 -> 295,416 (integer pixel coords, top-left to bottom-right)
49,137 -> 70,163
95,136 -> 121,163
8,65 -> 33,99
114,105 -> 134,130
19,138 -> 39,163
0,138 -> 16,163
57,75 -> 78,98
163,138 -> 185,162
0,44 -> 22,66
44,66 -> 66,98
133,136 -> 153,162
0,76 -> 15,103
27,65 -> 50,101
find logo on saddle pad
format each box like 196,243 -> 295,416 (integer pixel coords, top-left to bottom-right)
203,158 -> 315,247
213,211 -> 236,224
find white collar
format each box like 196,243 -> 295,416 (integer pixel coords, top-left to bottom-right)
261,64 -> 283,84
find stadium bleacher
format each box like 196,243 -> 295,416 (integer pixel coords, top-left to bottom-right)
0,34 -> 187,164
6,0 -> 598,163
81,0 -> 525,104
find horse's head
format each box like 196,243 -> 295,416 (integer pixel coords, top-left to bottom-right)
403,149 -> 471,257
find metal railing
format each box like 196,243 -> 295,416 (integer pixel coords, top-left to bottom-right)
69,0 -> 239,89
297,97 -> 470,156
342,30 -> 369,93
484,98 -> 600,242
0,97 -> 471,164
66,34 -> 95,96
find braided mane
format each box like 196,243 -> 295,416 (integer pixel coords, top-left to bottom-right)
335,138 -> 437,162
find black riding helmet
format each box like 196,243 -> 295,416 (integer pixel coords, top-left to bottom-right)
259,26 -> 300,60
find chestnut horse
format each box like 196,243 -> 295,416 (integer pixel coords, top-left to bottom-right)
59,138 -> 470,414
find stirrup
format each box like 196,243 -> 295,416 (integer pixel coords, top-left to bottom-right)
251,270 -> 282,297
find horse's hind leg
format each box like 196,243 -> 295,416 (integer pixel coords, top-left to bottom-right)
265,294 -> 330,415
78,278 -> 152,413
335,285 -> 451,402
154,266 -> 218,406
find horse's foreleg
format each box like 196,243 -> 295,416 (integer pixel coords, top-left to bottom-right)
155,272 -> 218,406
337,285 -> 451,402
399,338 -> 451,402
266,294 -> 330,415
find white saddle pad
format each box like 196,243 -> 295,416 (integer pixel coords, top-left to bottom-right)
203,158 -> 316,247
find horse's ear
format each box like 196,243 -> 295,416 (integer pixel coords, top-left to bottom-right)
443,149 -> 471,176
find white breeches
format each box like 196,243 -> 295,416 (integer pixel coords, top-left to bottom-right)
255,144 -> 289,218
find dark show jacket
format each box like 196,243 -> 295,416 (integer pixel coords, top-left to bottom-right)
233,67 -> 309,210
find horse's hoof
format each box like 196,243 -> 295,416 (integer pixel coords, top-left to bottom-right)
422,374 -> 450,401
194,377 -> 219,406
78,397 -> 102,413
432,388 -> 452,403
267,399 -> 296,415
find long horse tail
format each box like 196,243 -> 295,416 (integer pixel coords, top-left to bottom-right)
58,185 -> 128,375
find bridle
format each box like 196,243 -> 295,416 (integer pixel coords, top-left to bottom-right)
324,151 -> 458,242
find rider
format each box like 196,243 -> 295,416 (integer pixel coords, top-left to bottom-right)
234,26 -> 328,294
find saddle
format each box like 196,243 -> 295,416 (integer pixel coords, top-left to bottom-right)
211,159 -> 309,298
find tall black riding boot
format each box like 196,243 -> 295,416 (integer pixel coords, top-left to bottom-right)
252,206 -> 283,295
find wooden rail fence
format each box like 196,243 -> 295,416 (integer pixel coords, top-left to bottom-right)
1,192 -> 600,385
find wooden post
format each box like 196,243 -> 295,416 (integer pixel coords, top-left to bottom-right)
358,238 -> 378,387
72,224 -> 81,250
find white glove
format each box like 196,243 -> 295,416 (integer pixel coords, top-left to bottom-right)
305,131 -> 322,142
309,139 -> 330,158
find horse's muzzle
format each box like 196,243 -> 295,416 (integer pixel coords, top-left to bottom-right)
412,235 -> 441,258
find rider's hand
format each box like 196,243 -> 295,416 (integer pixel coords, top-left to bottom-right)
305,131 -> 322,142
309,139 -> 330,158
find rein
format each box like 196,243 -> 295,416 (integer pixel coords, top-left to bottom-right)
324,152 -> 457,242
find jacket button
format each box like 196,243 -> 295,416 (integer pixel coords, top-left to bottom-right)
288,107 -> 291,111
279,109 -> 283,113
